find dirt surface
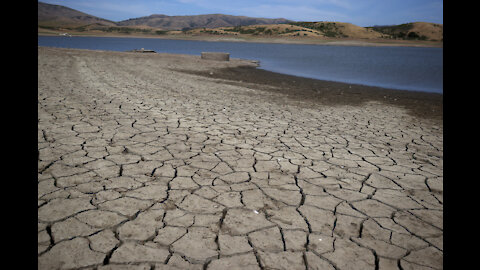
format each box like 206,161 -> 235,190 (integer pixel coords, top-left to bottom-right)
177,66 -> 442,121
38,47 -> 443,270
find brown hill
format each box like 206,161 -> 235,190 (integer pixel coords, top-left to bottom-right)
195,21 -> 442,42
368,22 -> 443,41
117,14 -> 292,30
38,2 -> 116,27
290,22 -> 388,39
190,24 -> 326,37
408,22 -> 443,41
190,22 -> 388,39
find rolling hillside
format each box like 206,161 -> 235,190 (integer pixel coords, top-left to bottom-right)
38,2 -> 116,28
367,22 -> 443,41
188,21 -> 442,42
117,14 -> 292,30
289,22 -> 388,39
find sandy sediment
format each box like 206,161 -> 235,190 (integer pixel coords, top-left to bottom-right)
38,47 -> 443,269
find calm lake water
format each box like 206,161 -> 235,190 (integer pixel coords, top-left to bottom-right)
38,36 -> 443,93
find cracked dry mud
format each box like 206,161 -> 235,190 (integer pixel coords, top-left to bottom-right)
38,47 -> 443,270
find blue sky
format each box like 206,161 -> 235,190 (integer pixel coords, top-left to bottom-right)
40,0 -> 443,27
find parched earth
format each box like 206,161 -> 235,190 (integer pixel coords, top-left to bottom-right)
38,47 -> 443,270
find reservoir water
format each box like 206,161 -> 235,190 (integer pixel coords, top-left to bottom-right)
38,36 -> 443,93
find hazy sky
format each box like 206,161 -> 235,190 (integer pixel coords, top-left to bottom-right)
40,0 -> 443,27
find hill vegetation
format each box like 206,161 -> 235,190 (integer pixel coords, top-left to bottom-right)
367,22 -> 443,41
186,21 -> 441,42
289,22 -> 387,39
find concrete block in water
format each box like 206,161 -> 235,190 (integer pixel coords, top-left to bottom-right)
201,52 -> 230,61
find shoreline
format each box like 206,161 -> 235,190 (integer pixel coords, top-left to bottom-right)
38,32 -> 443,48
176,65 -> 442,121
37,46 -> 442,121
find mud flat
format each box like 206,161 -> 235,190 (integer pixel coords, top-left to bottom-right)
38,47 -> 442,270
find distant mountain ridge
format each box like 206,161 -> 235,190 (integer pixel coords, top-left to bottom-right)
117,13 -> 292,30
38,2 -> 116,27
38,2 -> 291,30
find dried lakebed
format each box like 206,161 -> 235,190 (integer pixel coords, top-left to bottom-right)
38,47 -> 443,270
